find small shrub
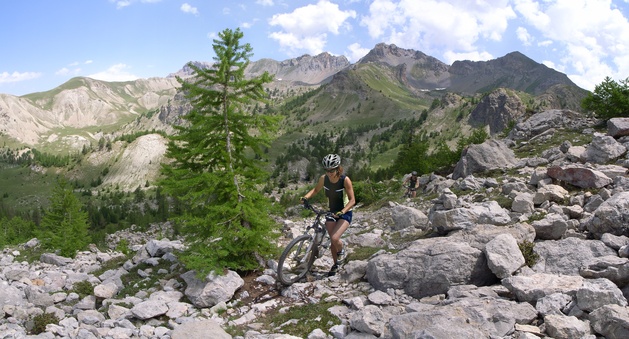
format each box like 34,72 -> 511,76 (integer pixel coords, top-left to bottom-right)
528,212 -> 547,222
30,312 -> 60,334
494,195 -> 513,209
71,280 -> 94,298
518,240 -> 539,267
115,238 -> 132,256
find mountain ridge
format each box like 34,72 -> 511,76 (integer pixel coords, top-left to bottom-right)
0,43 -> 591,191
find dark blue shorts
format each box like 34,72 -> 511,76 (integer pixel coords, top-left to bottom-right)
326,210 -> 353,224
339,211 -> 353,224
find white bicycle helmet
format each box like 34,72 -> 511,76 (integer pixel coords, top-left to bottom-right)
322,154 -> 341,169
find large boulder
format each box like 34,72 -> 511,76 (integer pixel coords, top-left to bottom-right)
181,270 -> 244,308
366,238 -> 496,299
608,117 -> 629,138
547,166 -> 613,189
586,192 -> 629,237
452,139 -> 518,180
532,237 -> 617,275
585,134 -> 627,164
389,296 -> 536,338
430,200 -> 511,234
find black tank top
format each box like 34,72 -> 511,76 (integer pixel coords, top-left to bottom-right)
324,174 -> 346,213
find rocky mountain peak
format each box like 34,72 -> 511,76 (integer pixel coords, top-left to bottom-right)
448,51 -> 577,95
359,43 -> 445,68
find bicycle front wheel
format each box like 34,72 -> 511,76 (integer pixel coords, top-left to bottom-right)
277,234 -> 316,285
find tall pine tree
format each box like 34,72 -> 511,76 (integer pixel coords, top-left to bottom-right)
38,180 -> 90,258
159,28 -> 279,274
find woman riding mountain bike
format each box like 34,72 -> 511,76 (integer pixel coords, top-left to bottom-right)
301,154 -> 355,277
403,171 -> 420,198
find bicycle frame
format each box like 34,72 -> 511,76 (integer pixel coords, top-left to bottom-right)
299,201 -> 332,258
276,201 -> 333,285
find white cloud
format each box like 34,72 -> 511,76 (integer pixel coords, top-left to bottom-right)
180,3 -> 199,15
111,0 -> 131,9
110,0 -> 160,9
241,20 -> 256,29
268,0 -> 357,55
255,0 -> 274,6
515,0 -> 629,90
55,67 -> 82,76
360,0 -> 516,56
88,64 -> 138,82
0,71 -> 42,84
346,43 -> 370,62
516,27 -> 532,46
442,50 -> 494,64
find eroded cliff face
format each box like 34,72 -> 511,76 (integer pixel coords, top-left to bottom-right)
468,88 -> 526,135
0,77 -> 180,146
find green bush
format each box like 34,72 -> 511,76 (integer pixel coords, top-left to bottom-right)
71,280 -> 94,299
30,312 -> 60,334
518,240 -> 539,267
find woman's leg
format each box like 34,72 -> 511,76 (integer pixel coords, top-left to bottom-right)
326,219 -> 350,263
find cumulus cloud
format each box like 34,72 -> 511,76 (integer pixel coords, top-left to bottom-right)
0,71 -> 42,84
360,0 -> 516,56
269,0 -> 357,56
180,3 -> 199,15
88,64 -> 138,82
346,43 -> 370,62
516,27 -> 532,46
514,0 -> 629,90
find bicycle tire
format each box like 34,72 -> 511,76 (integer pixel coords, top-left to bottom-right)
277,234 -> 317,285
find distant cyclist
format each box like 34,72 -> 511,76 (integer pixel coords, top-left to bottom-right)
403,171 -> 420,198
302,154 -> 355,276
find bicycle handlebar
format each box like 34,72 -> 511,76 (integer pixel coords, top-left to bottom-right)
302,199 -> 334,218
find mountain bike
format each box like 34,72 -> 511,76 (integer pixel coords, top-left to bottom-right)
277,200 -> 334,285
403,186 -> 416,198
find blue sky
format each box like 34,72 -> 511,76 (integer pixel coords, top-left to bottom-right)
2,0 -> 629,96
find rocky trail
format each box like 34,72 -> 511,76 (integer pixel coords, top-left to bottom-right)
4,110 -> 629,338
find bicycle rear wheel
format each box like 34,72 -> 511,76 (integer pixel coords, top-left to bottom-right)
277,234 -> 316,285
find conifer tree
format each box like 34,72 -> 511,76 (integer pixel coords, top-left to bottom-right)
581,76 -> 629,120
159,28 -> 279,274
38,180 -> 90,257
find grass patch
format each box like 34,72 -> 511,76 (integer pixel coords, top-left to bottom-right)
14,245 -> 46,264
512,130 -> 593,159
117,260 -> 182,298
228,299 -> 342,338
347,246 -> 383,261
91,256 -> 129,277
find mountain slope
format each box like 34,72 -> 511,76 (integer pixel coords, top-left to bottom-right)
0,44 -> 591,194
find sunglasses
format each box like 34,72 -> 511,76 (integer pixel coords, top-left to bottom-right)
326,168 -> 337,173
